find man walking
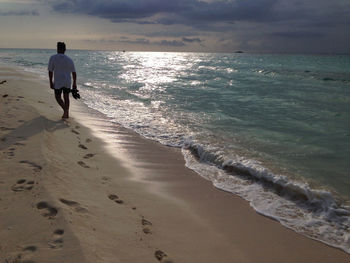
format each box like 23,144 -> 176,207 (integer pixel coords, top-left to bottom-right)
48,42 -> 77,119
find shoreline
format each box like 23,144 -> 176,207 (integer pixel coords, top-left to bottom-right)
1,65 -> 349,262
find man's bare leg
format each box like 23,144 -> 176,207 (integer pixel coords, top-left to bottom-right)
62,92 -> 70,118
55,94 -> 68,118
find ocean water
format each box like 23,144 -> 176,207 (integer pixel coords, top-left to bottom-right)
1,49 -> 350,252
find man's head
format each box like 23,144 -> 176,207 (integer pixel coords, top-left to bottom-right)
57,42 -> 66,54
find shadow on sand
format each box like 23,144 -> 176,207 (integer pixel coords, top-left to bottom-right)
0,116 -> 68,151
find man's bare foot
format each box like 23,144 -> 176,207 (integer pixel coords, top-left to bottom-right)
62,112 -> 69,119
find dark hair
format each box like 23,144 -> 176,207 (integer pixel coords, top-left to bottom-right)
57,42 -> 66,52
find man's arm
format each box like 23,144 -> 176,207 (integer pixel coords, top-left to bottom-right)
72,72 -> 77,90
48,71 -> 54,89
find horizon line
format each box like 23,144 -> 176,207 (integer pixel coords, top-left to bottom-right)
0,47 -> 349,56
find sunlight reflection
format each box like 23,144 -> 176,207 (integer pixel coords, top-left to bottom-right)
120,52 -> 195,90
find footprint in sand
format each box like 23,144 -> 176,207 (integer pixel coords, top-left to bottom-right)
11,179 -> 35,192
19,160 -> 42,172
142,218 -> 153,234
4,150 -> 15,158
83,153 -> 95,159
155,250 -> 174,263
0,126 -> 15,131
59,198 -> 88,213
77,161 -> 90,168
143,228 -> 152,234
78,144 -> 88,150
71,129 -> 80,135
5,147 -> 16,158
101,176 -> 111,185
36,202 -> 58,219
5,245 -> 38,263
108,194 -> 124,204
85,138 -> 92,143
0,80 -> 7,85
48,229 -> 64,249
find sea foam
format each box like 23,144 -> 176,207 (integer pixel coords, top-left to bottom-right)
182,140 -> 350,253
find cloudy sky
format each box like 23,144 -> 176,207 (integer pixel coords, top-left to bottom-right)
0,0 -> 349,53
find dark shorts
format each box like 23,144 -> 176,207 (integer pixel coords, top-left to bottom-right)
54,87 -> 71,96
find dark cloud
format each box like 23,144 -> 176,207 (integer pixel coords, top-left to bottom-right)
86,37 -> 186,47
45,0 -> 350,52
271,31 -> 324,38
84,37 -> 147,44
109,18 -> 156,24
145,31 -> 198,38
0,10 -> 39,16
49,0 -> 188,19
159,40 -> 185,47
119,38 -> 150,45
46,0 -> 350,29
47,0 -> 278,24
182,37 -> 202,43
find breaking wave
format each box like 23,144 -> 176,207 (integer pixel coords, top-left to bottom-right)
182,141 -> 350,253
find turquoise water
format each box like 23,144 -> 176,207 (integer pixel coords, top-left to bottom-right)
1,49 -> 350,252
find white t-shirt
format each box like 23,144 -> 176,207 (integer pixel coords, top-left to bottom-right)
48,53 -> 76,89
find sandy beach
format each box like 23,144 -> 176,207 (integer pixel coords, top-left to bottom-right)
1,65 -> 349,263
